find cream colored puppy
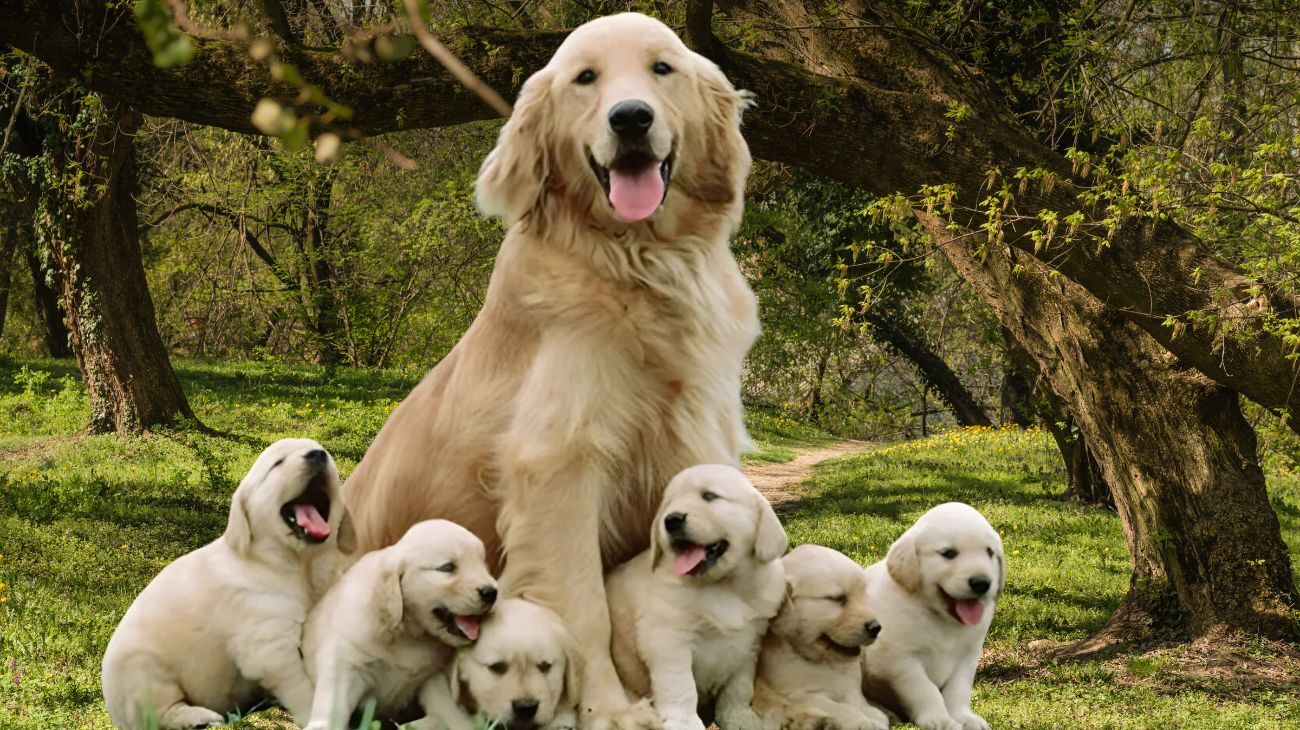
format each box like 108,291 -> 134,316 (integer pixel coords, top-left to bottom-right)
754,545 -> 888,730
453,598 -> 581,730
302,519 -> 497,730
606,464 -> 787,730
862,503 -> 1004,730
101,438 -> 354,729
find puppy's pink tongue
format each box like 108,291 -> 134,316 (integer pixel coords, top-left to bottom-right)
673,545 -> 707,576
455,615 -> 481,641
954,599 -> 985,625
293,504 -> 330,539
608,163 -> 664,222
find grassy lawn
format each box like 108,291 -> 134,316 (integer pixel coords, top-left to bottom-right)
1,357 -> 1297,728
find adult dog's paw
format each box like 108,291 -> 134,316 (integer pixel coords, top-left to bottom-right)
582,698 -> 664,730
716,704 -> 763,730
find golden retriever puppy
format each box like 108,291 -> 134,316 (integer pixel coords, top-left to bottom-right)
452,598 -> 581,730
861,503 -> 1004,730
606,465 -> 787,730
101,438 -> 353,729
302,519 -> 498,730
342,12 -> 758,729
753,545 -> 888,730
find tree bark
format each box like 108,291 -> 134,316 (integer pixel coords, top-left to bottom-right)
934,221 -> 1296,644
44,97 -> 196,432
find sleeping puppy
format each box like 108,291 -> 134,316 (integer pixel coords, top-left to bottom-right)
101,438 -> 353,730
453,598 -> 580,730
606,464 -> 787,730
302,519 -> 497,730
861,503 -> 1004,730
753,545 -> 888,730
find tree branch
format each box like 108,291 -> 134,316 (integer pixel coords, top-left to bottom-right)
254,0 -> 299,44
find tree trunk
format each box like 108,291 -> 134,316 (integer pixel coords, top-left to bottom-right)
303,169 -> 345,366
24,246 -> 73,358
933,221 -> 1296,645
45,97 -> 196,432
0,216 -> 17,341
863,309 -> 992,427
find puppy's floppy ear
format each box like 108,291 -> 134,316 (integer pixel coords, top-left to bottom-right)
336,506 -> 357,555
753,493 -> 788,563
476,69 -> 554,222
224,489 -> 253,557
449,651 -> 466,707
768,579 -> 799,638
376,554 -> 405,634
995,551 -> 1006,599
885,528 -> 921,593
650,508 -> 667,572
558,627 -> 584,711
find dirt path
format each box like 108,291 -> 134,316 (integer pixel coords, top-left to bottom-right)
745,440 -> 874,510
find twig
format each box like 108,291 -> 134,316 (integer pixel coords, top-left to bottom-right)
360,137 -> 419,170
401,0 -> 512,117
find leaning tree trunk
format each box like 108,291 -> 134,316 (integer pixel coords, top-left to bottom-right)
23,247 -> 73,358
45,97 -> 196,432
863,308 -> 992,427
933,223 -> 1296,645
0,215 -> 17,340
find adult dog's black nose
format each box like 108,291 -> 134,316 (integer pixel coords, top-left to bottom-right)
512,698 -> 539,721
663,512 -> 687,537
478,585 -> 498,606
303,449 -> 328,467
865,619 -> 882,640
609,100 -> 654,136
968,577 -> 991,596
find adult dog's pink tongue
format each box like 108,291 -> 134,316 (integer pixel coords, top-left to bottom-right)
608,163 -> 664,222
673,545 -> 707,576
954,599 -> 985,625
455,615 -> 481,641
293,504 -> 330,539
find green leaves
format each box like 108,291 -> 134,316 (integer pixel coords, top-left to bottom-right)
133,0 -> 193,68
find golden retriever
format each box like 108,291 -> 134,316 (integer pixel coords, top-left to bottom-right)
342,12 -> 757,728
302,519 -> 498,730
861,503 -> 1004,730
753,544 -> 888,730
101,439 -> 354,729
605,465 -> 787,730
452,598 -> 582,729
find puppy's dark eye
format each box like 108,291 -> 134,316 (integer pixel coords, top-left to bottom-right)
940,549 -> 958,560
826,594 -> 847,605
437,562 -> 457,573
575,69 -> 597,85
652,61 -> 673,76
701,491 -> 718,502
538,661 -> 553,673
488,662 -> 508,675
986,547 -> 994,558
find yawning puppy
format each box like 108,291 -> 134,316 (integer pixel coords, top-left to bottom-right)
453,598 -> 581,730
753,545 -> 888,730
302,519 -> 498,730
606,464 -> 787,730
101,439 -> 354,729
861,503 -> 1004,730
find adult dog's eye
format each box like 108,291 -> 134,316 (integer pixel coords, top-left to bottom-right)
575,69 -> 597,85
437,561 -> 457,573
652,61 -> 673,76
538,661 -> 553,673
488,662 -> 508,675
940,549 -> 958,560
701,491 -> 718,502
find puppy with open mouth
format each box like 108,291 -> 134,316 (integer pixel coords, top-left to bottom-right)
101,438 -> 355,729
605,465 -> 788,730
861,503 -> 1005,730
302,519 -> 498,730
753,545 -> 889,730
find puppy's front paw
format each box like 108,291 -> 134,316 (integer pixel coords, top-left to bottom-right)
858,704 -> 891,730
912,713 -> 963,730
159,705 -> 225,728
952,711 -> 990,730
716,705 -> 763,730
658,713 -> 707,730
583,698 -> 664,730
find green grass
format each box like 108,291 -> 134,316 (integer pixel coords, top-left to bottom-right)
1,358 -> 1298,728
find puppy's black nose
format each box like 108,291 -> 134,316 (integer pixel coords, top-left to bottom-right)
968,577 -> 991,596
512,698 -> 539,721
663,512 -> 687,537
478,585 -> 498,606
303,449 -> 328,467
865,620 -> 882,640
609,99 -> 654,136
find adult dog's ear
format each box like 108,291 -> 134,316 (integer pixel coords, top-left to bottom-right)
679,55 -> 752,207
336,506 -> 357,555
224,489 -> 253,557
753,494 -> 788,563
376,555 -> 405,634
886,528 -> 921,593
476,69 -> 554,222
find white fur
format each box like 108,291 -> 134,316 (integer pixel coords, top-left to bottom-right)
606,465 -> 787,730
861,503 -> 1005,730
101,439 -> 354,729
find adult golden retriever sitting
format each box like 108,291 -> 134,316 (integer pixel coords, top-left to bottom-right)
343,12 -> 757,730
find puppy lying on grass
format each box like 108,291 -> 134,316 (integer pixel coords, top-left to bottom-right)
754,544 -> 888,730
101,438 -> 354,730
302,519 -> 498,730
452,598 -> 581,730
606,464 -> 787,730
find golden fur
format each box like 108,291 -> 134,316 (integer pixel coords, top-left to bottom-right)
342,12 -> 757,728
